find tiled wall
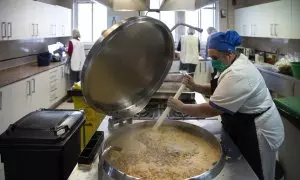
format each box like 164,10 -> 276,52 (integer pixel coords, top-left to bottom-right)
242,37 -> 300,55
0,37 -> 70,70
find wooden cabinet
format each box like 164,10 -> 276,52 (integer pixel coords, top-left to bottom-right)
235,0 -> 294,39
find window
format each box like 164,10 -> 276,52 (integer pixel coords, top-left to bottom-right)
200,4 -> 216,41
76,2 -> 107,42
185,10 -> 199,37
160,11 -> 175,38
184,3 -> 216,41
78,3 -> 93,42
145,11 -> 175,39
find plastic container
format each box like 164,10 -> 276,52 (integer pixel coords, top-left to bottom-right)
0,109 -> 85,180
69,82 -> 105,150
78,131 -> 104,165
291,62 -> 300,79
37,52 -> 52,66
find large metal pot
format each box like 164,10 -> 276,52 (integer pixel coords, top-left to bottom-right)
99,121 -> 225,180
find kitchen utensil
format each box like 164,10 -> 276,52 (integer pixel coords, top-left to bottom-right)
153,83 -> 186,130
100,120 -> 225,180
81,16 -> 174,118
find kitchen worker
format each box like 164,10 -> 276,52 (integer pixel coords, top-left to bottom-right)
67,29 -> 85,102
168,30 -> 284,180
177,28 -> 200,75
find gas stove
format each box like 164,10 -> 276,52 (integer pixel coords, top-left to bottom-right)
133,98 -> 201,120
108,97 -> 202,129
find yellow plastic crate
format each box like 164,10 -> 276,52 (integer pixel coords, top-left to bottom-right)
71,82 -> 105,151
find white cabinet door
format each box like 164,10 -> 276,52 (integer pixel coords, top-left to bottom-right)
55,6 -> 72,37
49,67 -> 60,106
31,71 -> 50,111
11,79 -> 32,123
0,85 -> 13,134
291,0 -> 300,39
235,8 -> 251,37
0,0 -> 29,41
64,8 -> 72,37
273,0 -> 292,38
252,3 -> 275,38
58,65 -> 68,99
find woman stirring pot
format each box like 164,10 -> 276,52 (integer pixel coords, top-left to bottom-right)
168,31 -> 284,180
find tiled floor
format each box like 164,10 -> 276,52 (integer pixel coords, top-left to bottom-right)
56,101 -> 74,110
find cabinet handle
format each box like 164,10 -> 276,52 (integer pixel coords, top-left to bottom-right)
31,79 -> 36,94
36,24 -> 39,36
274,24 -> 278,36
270,24 -> 273,36
26,81 -> 31,96
7,22 -> 12,38
32,24 -> 35,37
250,24 -> 253,36
62,25 -> 65,35
52,24 -> 54,36
54,25 -> 56,36
253,25 -> 256,36
0,91 -> 2,111
1,22 -> 6,38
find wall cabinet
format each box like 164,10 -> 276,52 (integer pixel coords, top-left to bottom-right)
235,0 -> 295,39
291,0 -> 300,39
0,0 -> 71,41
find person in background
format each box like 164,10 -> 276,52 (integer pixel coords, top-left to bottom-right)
206,27 -> 218,81
206,27 -> 218,60
168,30 -> 284,180
177,28 -> 200,76
67,29 -> 86,102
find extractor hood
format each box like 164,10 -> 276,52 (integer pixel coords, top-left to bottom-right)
160,0 -> 196,11
95,0 -> 216,11
96,0 -> 150,11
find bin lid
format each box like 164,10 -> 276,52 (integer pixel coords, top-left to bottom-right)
81,16 -> 174,118
274,96 -> 300,118
0,110 -> 84,145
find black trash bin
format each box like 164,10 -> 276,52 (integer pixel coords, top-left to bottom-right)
0,109 -> 85,180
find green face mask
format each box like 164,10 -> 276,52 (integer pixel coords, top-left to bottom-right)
212,59 -> 228,72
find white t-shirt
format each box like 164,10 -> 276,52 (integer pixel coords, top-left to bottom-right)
209,54 -> 284,150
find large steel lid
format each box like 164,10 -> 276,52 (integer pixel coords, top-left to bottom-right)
81,16 -> 174,118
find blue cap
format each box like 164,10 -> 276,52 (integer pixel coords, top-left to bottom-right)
208,30 -> 241,52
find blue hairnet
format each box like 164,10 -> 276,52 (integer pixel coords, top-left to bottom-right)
208,30 -> 241,52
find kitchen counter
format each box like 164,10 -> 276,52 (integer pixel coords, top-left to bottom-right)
0,60 -> 66,88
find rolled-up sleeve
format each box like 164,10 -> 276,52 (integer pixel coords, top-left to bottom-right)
209,74 -> 252,114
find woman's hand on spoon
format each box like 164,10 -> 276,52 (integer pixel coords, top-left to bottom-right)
182,75 -> 195,91
167,97 -> 184,112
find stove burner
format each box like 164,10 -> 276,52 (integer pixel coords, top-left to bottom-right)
137,109 -> 151,117
108,117 -> 133,130
170,110 -> 188,118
